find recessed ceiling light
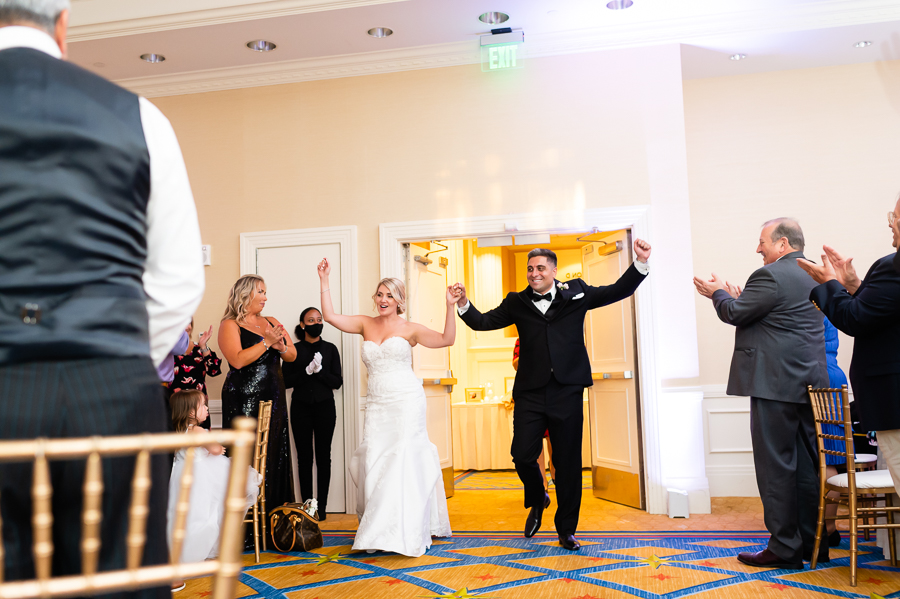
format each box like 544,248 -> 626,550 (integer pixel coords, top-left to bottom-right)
730,54 -> 747,61
606,0 -> 633,9
367,27 -> 393,38
246,40 -> 276,52
479,12 -> 509,24
140,53 -> 165,63
854,41 -> 873,48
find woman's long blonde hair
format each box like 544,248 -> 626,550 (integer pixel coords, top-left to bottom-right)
373,277 -> 406,315
222,274 -> 265,324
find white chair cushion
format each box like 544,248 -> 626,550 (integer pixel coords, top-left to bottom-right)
827,469 -> 895,489
855,454 -> 878,463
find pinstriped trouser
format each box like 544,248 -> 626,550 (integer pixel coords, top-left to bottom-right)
0,357 -> 169,599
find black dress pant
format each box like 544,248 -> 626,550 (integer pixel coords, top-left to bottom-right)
290,398 -> 336,512
0,357 -> 169,599
512,375 -> 585,537
750,397 -> 823,562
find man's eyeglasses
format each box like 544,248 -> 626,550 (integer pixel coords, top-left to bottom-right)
890,211 -> 898,226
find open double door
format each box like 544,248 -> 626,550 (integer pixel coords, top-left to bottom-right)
404,231 -> 643,509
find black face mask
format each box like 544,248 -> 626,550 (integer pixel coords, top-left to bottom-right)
304,323 -> 324,339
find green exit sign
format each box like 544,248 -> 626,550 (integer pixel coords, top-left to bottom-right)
481,42 -> 523,72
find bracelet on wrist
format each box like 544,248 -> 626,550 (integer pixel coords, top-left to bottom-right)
263,340 -> 269,350
320,288 -> 329,293
278,348 -> 287,354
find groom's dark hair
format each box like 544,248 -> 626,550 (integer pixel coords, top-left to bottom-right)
527,248 -> 557,266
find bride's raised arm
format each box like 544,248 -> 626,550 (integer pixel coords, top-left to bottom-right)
317,258 -> 366,335
411,286 -> 462,349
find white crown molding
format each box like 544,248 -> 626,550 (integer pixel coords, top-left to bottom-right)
113,0 -> 900,98
68,0 -> 410,42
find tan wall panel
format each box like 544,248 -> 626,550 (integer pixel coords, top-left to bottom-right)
684,59 -> 900,386
151,48 -> 670,399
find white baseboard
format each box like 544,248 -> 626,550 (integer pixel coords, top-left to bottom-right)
706,465 -> 759,497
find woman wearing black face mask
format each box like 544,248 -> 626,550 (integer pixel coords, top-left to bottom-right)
283,307 -> 343,519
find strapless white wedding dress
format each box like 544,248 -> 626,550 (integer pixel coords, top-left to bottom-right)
350,336 -> 452,557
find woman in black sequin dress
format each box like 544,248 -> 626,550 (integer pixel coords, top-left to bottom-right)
219,274 -> 297,517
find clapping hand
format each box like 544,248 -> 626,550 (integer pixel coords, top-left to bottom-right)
634,238 -> 651,263
306,351 -> 323,375
693,273 -> 726,298
724,281 -> 742,299
823,245 -> 860,293
198,325 -> 213,350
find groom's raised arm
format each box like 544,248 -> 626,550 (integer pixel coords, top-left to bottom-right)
454,283 -> 514,331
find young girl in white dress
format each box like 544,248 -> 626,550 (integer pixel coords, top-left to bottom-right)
167,390 -> 262,578
317,259 -> 460,557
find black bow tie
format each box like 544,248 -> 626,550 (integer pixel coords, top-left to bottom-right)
532,291 -> 552,302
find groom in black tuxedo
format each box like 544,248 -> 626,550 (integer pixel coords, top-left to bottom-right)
454,240 -> 651,550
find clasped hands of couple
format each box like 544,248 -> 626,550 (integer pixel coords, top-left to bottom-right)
693,245 -> 860,297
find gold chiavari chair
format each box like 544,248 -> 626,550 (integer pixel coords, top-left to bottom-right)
0,417 -> 256,599
809,385 -> 900,586
243,401 -> 272,563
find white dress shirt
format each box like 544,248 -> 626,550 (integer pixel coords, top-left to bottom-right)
458,259 -> 649,314
0,26 -> 205,367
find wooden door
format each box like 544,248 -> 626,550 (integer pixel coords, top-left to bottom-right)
256,243 -> 346,512
583,230 -> 643,509
405,244 -> 455,498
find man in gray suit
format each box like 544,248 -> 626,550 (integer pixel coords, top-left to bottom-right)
695,218 -> 828,569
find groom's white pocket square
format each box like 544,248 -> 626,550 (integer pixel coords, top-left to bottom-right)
572,293 -> 585,300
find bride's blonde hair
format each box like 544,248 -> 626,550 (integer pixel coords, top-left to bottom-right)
373,278 -> 406,315
222,274 -> 265,324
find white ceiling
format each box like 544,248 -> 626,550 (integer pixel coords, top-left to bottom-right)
64,0 -> 900,97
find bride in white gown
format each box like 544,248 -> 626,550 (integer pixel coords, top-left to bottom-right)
317,259 -> 458,557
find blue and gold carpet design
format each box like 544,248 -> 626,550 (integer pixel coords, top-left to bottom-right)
182,531 -> 900,598
453,469 -> 592,490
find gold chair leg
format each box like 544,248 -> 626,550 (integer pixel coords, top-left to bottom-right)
863,495 -> 871,541
252,502 -> 260,564
811,490 -> 826,570
850,494 -> 858,587
888,494 -> 897,568
260,495 -> 268,552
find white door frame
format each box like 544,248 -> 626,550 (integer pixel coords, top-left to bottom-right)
379,206 -> 666,515
241,225 -> 360,513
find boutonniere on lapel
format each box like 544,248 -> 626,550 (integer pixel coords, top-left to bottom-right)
557,282 -> 569,290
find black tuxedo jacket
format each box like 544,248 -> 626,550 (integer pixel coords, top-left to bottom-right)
459,264 -> 647,394
810,254 -> 900,430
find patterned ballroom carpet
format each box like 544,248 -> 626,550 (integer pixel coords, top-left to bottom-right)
181,531 -> 900,599
454,469 -> 592,490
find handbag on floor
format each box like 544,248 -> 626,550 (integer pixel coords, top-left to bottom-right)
270,500 -> 323,552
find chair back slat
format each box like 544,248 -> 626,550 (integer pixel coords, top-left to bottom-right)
80,450 -> 103,576
32,447 -> 53,581
808,385 -> 856,493
0,420 -> 256,599
211,420 -> 254,599
125,449 -> 151,570
168,447 -> 196,565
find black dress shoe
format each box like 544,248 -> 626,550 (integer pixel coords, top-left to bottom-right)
828,530 -> 841,547
559,534 -> 581,551
737,549 -> 803,570
524,492 -> 550,538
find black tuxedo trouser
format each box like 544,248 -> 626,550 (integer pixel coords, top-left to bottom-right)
0,357 -> 169,599
750,397 -> 823,563
512,375 -> 584,537
290,398 -> 336,511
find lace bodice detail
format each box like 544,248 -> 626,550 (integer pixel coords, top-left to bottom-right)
361,336 -> 412,373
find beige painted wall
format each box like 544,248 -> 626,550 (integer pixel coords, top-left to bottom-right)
151,45 -> 684,401
684,59 -> 900,385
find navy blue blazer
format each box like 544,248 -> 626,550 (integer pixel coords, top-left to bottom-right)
810,254 -> 900,430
